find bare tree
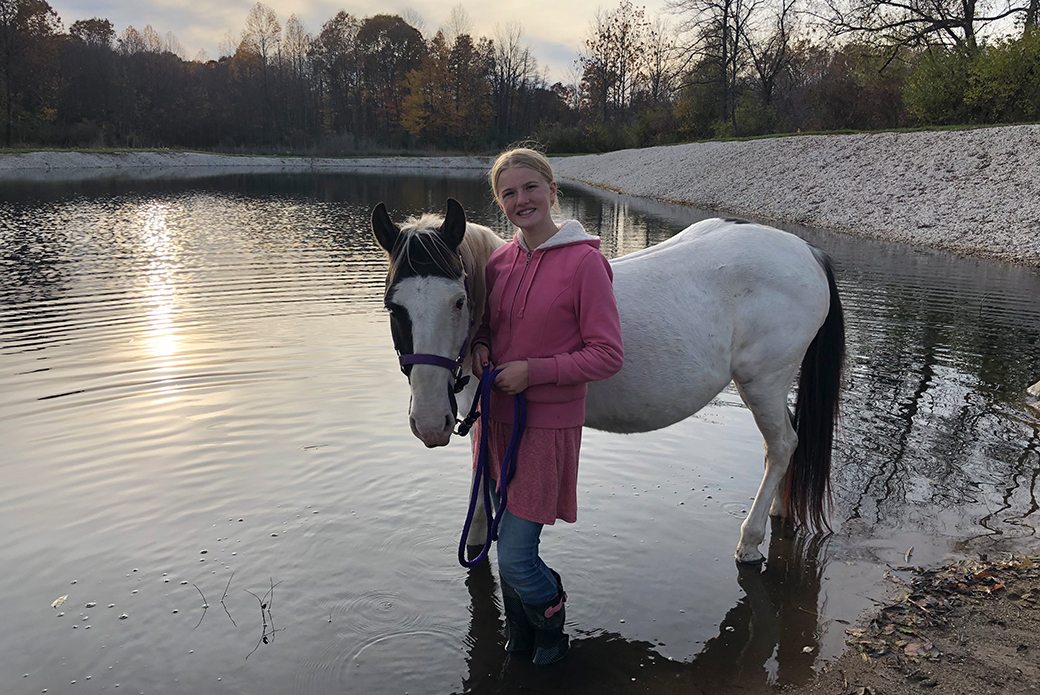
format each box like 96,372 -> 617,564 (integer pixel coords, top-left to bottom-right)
644,15 -> 680,104
668,0 -> 761,133
242,2 -> 281,72
745,0 -> 798,107
141,25 -> 164,53
820,0 -> 1033,58
443,4 -> 472,45
118,25 -> 145,55
491,21 -> 540,139
579,1 -> 651,121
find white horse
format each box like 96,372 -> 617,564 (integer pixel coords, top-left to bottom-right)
372,199 -> 844,564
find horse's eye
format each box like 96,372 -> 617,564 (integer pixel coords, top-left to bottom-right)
386,306 -> 394,316
455,298 -> 465,310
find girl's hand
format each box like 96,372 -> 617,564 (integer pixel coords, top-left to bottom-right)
472,344 -> 491,377
493,361 -> 529,395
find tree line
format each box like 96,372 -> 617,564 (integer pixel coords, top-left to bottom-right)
1,0 -> 1038,154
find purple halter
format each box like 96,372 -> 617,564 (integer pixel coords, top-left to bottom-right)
395,276 -> 473,395
398,336 -> 471,394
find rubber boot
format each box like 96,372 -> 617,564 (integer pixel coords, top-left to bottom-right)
500,580 -> 534,653
522,570 -> 569,665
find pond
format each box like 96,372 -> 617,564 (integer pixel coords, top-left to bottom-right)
1,172 -> 1038,695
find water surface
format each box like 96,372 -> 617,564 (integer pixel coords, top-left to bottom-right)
1,173 -> 1038,695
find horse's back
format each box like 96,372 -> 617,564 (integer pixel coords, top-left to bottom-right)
587,218 -> 831,433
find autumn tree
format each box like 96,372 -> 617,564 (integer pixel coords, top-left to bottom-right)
356,14 -> 425,143
70,17 -> 113,48
61,18 -> 117,144
311,10 -> 363,139
402,29 -> 491,147
241,2 -> 281,105
281,14 -> 312,141
0,0 -> 62,146
579,1 -> 651,122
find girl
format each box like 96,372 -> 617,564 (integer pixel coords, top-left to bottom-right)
471,148 -> 624,665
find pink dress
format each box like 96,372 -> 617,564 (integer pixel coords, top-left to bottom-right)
472,419 -> 582,525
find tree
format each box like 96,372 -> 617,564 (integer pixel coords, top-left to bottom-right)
63,17 -> 117,143
356,14 -> 425,142
70,17 -> 113,49
490,22 -> 540,141
744,0 -> 798,109
0,0 -> 62,146
579,1 -> 651,122
643,16 -> 680,105
282,14 -> 312,140
118,26 -> 145,55
821,0 -> 1034,59
668,0 -> 760,134
311,10 -> 362,138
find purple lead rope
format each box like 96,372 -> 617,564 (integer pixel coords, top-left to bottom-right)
458,366 -> 527,568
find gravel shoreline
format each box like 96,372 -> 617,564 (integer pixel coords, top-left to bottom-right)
2,126 -> 1038,266
553,125 -> 1040,267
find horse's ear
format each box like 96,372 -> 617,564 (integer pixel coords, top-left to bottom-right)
440,198 -> 466,251
372,202 -> 400,253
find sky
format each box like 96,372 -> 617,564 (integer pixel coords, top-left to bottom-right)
52,0 -> 673,83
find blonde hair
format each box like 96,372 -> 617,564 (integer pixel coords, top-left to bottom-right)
489,147 -> 561,213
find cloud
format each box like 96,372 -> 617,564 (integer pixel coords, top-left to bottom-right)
52,0 -> 671,79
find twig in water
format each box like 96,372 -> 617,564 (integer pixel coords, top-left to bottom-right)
244,579 -> 284,660
193,584 -> 209,630
220,572 -> 237,628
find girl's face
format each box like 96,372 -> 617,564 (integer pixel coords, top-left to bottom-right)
495,166 -> 557,233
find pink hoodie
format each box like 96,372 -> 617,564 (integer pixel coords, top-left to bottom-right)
473,220 -> 624,428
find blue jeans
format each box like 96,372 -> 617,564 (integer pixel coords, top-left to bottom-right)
492,491 -> 559,605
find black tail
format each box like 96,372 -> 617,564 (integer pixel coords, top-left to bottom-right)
785,251 -> 844,533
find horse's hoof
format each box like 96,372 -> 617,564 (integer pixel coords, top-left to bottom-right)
734,549 -> 765,565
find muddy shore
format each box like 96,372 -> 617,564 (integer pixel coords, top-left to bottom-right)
784,551 -> 1040,695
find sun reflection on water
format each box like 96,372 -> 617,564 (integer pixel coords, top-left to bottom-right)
137,202 -> 182,362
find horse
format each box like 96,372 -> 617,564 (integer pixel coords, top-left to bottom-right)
371,198 -> 844,564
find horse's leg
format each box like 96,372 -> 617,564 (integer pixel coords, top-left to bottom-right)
733,371 -> 799,564
465,418 -> 489,557
466,464 -> 489,552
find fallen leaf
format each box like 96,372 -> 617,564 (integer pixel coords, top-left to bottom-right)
904,639 -> 934,657
51,595 -> 67,609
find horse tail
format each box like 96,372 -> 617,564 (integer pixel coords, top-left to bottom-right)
785,250 -> 845,533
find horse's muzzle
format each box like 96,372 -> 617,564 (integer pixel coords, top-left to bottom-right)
410,413 -> 454,448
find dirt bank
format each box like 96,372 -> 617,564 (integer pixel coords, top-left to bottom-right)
785,551 -> 1040,695
552,126 -> 1040,267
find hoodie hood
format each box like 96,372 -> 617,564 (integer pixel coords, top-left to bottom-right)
516,220 -> 599,252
